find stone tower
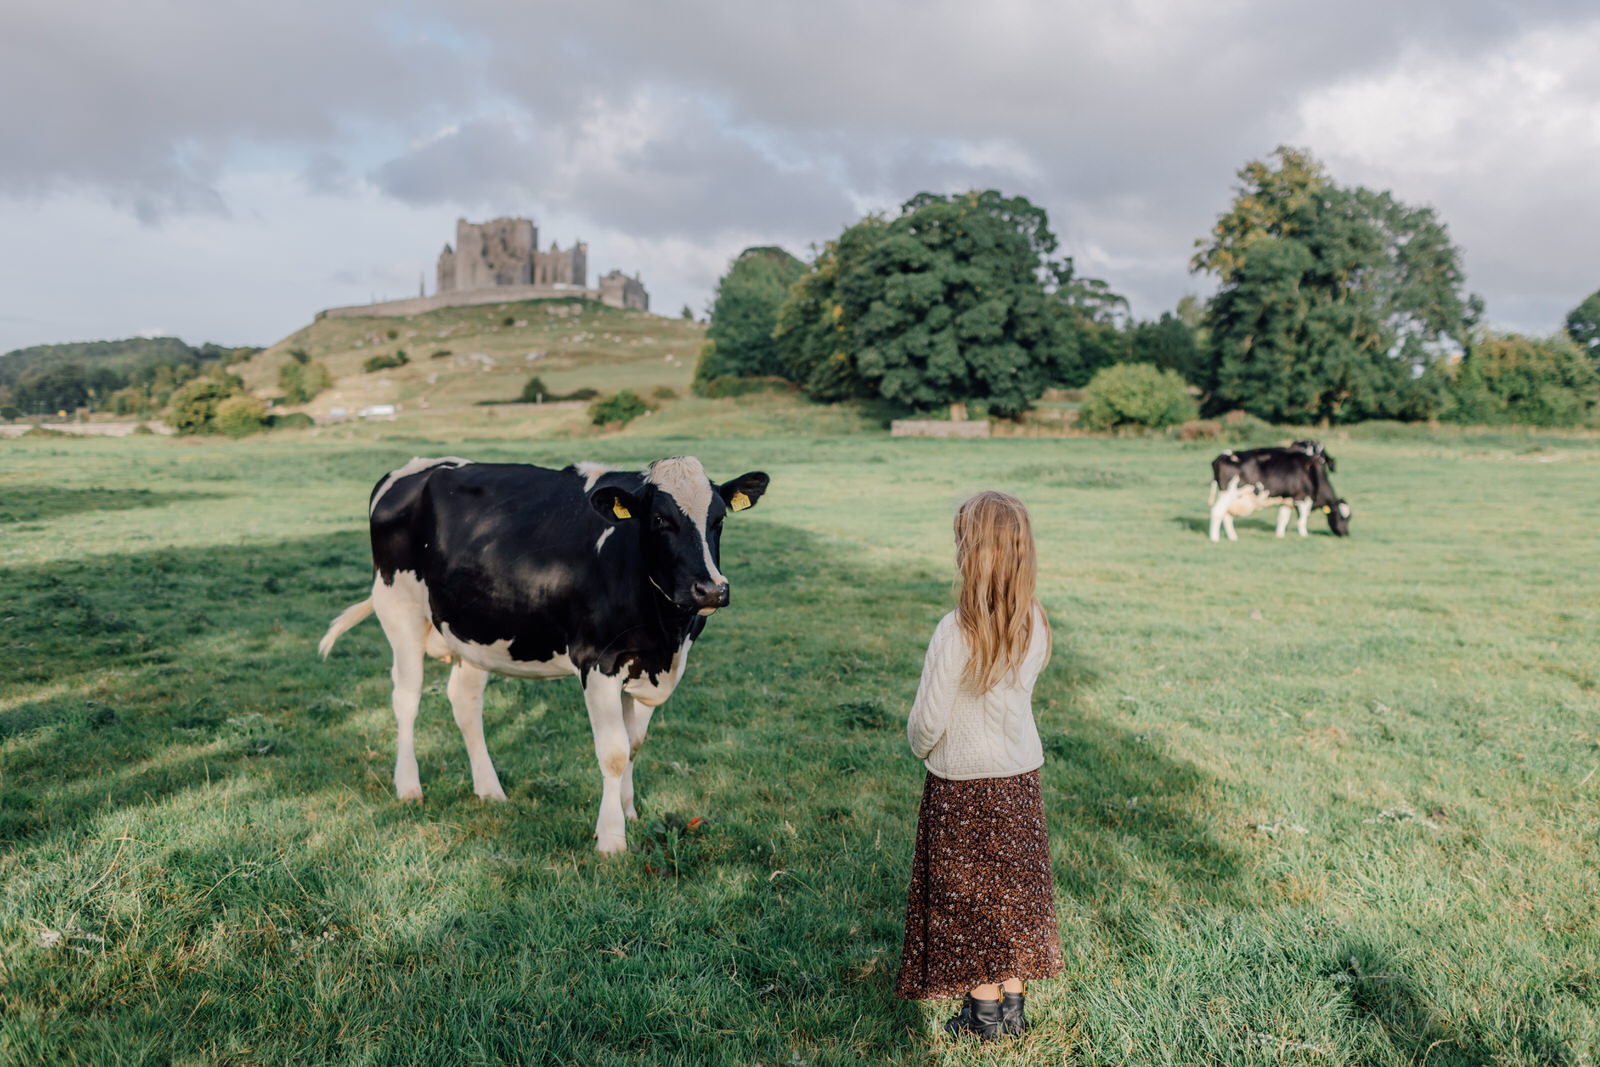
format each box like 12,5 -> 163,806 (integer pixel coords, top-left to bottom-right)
436,217 -> 588,293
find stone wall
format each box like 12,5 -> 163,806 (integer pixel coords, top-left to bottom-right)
320,284 -> 600,320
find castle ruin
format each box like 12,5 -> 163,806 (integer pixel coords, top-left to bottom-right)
321,215 -> 650,320
437,218 -> 591,294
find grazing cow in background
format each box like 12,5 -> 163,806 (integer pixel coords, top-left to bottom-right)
319,455 -> 769,853
1209,442 -> 1349,542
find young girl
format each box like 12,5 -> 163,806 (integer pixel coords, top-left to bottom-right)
894,490 -> 1064,1040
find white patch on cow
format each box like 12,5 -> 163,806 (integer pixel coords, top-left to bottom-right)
623,634 -> 695,707
575,461 -> 613,491
646,456 -> 726,591
583,671 -> 631,853
595,527 -> 615,554
447,659 -> 505,800
1338,501 -> 1351,519
370,456 -> 472,516
436,623 -> 578,680
370,569 -> 434,800
1210,474 -> 1314,542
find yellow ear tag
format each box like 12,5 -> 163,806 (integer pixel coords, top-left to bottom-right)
612,500 -> 632,520
730,491 -> 751,512
1322,505 -> 1331,513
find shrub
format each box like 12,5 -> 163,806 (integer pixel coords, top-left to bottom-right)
166,378 -> 239,435
278,358 -> 333,404
385,329 -> 398,340
651,385 -> 678,400
588,390 -> 650,427
287,347 -> 311,365
363,351 -> 409,373
520,376 -> 552,403
1079,363 -> 1198,431
1445,332 -> 1599,427
1,404 -> 21,421
430,349 -> 452,359
502,316 -> 516,328
108,386 -> 148,416
267,411 -> 316,431
566,387 -> 599,401
215,394 -> 268,438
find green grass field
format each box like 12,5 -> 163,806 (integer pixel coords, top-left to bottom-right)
2,415 -> 1598,1065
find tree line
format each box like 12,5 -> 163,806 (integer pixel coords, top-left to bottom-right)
695,148 -> 1600,428
0,337 -> 260,420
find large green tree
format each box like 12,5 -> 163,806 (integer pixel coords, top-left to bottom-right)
773,190 -> 1077,416
1194,147 -> 1480,423
1127,311 -> 1203,385
693,246 -> 806,390
1566,288 -> 1600,366
772,218 -> 887,401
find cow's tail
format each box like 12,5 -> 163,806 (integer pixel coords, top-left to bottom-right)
319,599 -> 374,659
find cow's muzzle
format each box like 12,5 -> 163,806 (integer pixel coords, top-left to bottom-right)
691,579 -> 730,614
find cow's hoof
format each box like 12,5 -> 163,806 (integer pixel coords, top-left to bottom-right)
477,786 -> 507,802
595,835 -> 628,855
396,787 -> 423,802
623,804 -> 639,821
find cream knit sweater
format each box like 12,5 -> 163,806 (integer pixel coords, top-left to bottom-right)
906,607 -> 1049,780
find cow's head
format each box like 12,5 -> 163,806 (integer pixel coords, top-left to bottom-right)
1322,498 -> 1351,536
590,457 -> 769,614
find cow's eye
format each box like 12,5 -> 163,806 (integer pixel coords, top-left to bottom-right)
652,514 -> 673,531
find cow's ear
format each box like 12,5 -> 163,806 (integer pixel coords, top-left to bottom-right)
591,487 -> 643,523
718,472 -> 769,513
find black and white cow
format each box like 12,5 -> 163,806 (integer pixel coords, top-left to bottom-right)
1208,442 -> 1349,542
318,456 -> 769,853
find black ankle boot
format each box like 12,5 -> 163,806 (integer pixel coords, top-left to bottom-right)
1000,990 -> 1028,1035
943,994 -> 1003,1040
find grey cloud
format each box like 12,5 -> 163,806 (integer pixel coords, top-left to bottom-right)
372,106 -> 859,244
4,0 -> 1595,331
0,0 -> 479,218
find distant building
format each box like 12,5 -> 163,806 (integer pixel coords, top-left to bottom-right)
437,217 -> 590,294
598,269 -> 649,312
321,216 -> 650,320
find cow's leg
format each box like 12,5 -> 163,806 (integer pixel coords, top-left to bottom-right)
582,672 -> 630,854
371,579 -> 427,801
447,659 -> 505,801
1209,494 -> 1231,542
619,695 -> 657,822
1296,499 -> 1312,536
1276,505 -> 1292,537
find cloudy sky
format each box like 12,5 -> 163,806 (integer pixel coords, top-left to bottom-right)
3,1 -> 1597,354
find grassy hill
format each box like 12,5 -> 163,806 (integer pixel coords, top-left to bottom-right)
235,298 -> 707,416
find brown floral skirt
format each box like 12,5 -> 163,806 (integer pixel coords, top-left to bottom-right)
894,769 -> 1065,1000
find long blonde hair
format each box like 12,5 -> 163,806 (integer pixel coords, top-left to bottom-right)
954,490 -> 1050,691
